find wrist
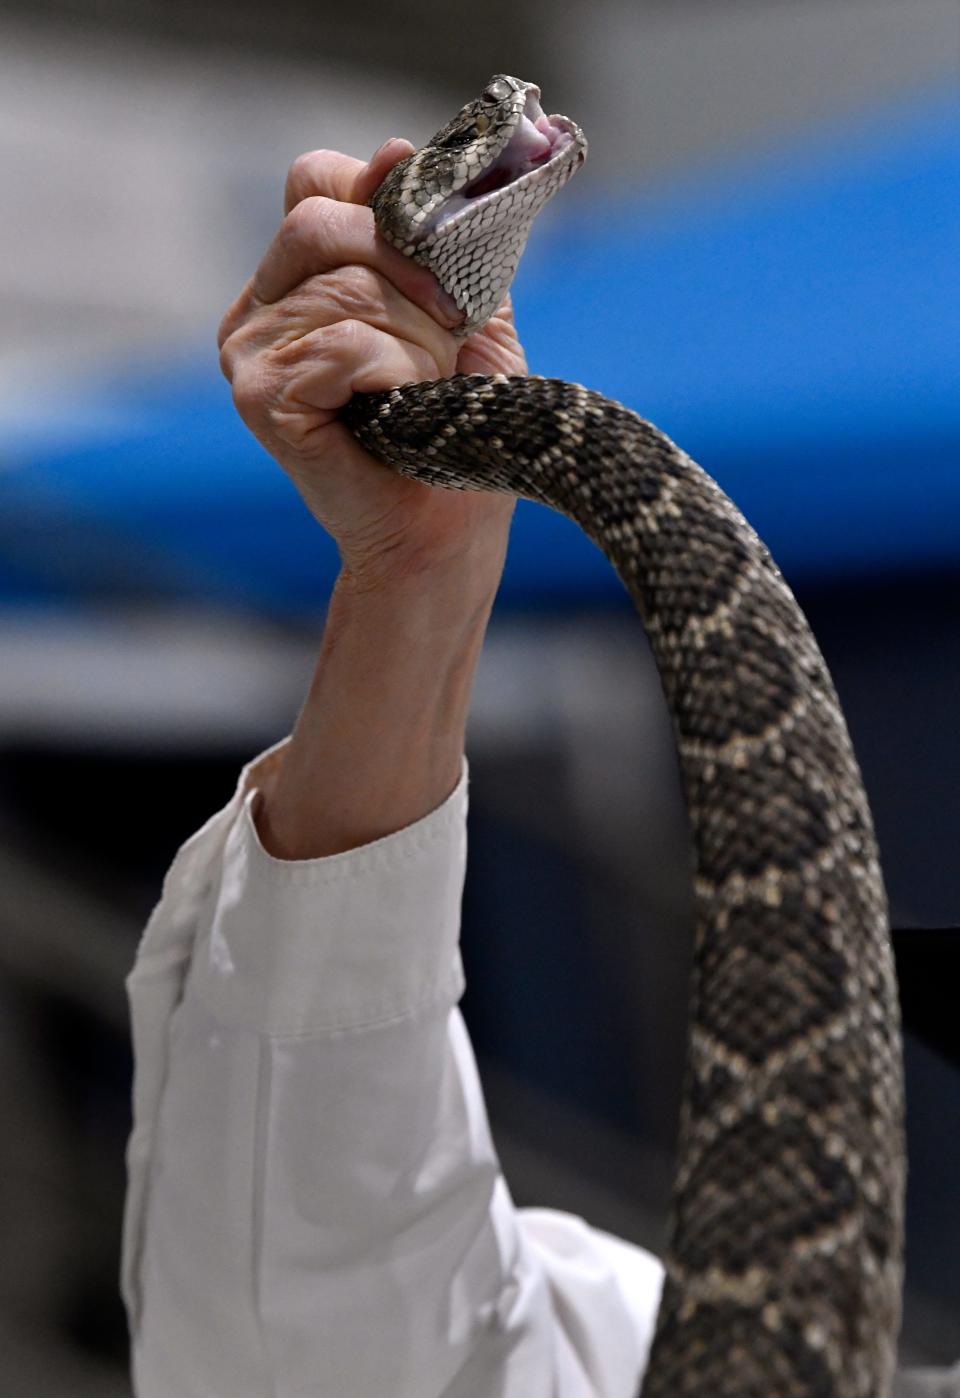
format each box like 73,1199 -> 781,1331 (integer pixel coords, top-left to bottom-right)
336,496 -> 515,604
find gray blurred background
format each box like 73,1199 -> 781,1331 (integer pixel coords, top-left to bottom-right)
1,1 -> 958,1392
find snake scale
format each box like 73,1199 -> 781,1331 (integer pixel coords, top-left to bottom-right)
341,76 -> 906,1396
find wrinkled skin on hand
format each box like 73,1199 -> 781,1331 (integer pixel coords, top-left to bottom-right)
218,138 -> 523,594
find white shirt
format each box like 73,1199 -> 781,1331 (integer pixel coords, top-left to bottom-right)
122,741 -> 664,1397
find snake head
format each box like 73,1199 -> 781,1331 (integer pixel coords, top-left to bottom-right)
371,75 -> 586,335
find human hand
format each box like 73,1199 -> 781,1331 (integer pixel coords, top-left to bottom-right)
217,140 -> 524,596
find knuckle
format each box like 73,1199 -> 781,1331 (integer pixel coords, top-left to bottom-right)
231,359 -> 271,423
219,313 -> 259,382
216,286 -> 250,354
328,263 -> 384,316
287,148 -> 333,185
285,149 -> 321,197
318,317 -> 370,359
218,333 -> 236,381
284,150 -> 329,210
282,194 -> 334,247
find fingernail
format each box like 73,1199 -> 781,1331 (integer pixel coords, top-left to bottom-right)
370,136 -> 411,164
436,284 -> 463,324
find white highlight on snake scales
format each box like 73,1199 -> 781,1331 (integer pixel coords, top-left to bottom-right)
343,75 -> 906,1397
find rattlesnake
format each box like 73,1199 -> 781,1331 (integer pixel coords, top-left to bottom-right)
341,74 -> 906,1397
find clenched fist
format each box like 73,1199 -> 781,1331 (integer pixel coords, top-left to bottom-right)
218,138 -> 523,595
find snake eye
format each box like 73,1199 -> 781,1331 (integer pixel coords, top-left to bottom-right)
441,126 -> 483,147
474,113 -> 490,134
482,78 -> 513,104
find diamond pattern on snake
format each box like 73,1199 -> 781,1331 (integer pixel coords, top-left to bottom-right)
343,75 -> 906,1398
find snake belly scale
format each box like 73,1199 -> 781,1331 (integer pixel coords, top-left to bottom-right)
341,75 -> 906,1397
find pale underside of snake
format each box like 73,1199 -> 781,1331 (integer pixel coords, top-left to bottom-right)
341,75 -> 906,1396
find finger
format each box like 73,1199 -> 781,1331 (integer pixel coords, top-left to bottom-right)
232,321 -> 440,451
284,139 -> 415,213
284,149 -> 365,213
456,296 -> 528,377
496,292 -> 517,324
361,138 -> 417,204
250,196 -> 460,328
286,320 -> 441,409
223,263 -> 458,381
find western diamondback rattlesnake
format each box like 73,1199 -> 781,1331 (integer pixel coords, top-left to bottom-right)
341,74 -> 906,1397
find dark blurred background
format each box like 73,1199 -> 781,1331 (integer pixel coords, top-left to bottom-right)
1,1 -> 958,1391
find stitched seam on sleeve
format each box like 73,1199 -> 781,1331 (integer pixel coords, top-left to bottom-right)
239,774 -> 467,887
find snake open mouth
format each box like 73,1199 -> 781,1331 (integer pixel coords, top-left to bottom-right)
429,90 -> 581,233
463,91 -> 576,199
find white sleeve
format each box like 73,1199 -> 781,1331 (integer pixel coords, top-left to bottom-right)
122,741 -> 664,1398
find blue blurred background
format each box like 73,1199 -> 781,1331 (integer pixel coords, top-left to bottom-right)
1,3 -> 958,1391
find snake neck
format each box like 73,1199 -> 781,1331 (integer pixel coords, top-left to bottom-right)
345,372 -> 906,1396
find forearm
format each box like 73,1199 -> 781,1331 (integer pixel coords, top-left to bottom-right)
254,556 -> 502,860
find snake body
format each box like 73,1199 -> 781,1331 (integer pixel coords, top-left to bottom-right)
342,76 -> 906,1396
